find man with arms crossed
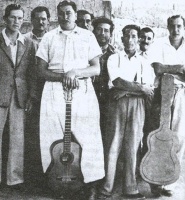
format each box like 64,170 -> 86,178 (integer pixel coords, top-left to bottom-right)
150,15 -> 185,197
98,25 -> 153,200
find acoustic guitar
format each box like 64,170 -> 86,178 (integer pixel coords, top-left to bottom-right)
47,88 -> 83,196
140,74 -> 180,185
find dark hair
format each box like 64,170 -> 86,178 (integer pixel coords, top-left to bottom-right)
122,24 -> 140,36
140,27 -> 155,38
92,17 -> 114,35
4,4 -> 24,18
77,10 -> 94,20
167,15 -> 185,27
57,1 -> 77,12
31,6 -> 50,20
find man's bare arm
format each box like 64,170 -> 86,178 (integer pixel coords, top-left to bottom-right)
37,57 -> 64,82
73,56 -> 100,78
152,62 -> 185,75
112,77 -> 153,96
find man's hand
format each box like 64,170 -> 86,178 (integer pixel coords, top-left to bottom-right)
63,70 -> 79,89
141,85 -> 154,97
152,62 -> 165,75
112,89 -> 128,100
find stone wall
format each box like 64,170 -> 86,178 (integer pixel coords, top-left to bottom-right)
0,0 -> 111,33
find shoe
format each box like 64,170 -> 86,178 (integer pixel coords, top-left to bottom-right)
88,187 -> 97,200
97,193 -> 111,199
161,188 -> 173,197
123,193 -> 145,199
151,185 -> 173,197
97,188 -> 111,199
151,186 -> 162,197
7,183 -> 26,191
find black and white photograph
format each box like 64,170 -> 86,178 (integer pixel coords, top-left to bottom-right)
0,0 -> 185,199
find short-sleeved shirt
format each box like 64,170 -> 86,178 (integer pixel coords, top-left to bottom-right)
36,25 -> 102,73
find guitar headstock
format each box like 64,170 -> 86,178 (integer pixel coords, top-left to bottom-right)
63,87 -> 73,102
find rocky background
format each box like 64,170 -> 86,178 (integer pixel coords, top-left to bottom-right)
0,0 -> 185,47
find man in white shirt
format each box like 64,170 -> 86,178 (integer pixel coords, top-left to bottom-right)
36,1 -> 104,199
98,24 -> 153,200
150,15 -> 185,198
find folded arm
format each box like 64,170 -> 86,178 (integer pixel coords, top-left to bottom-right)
112,77 -> 153,97
152,62 -> 185,81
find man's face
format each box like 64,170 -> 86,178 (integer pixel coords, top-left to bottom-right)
94,23 -> 111,47
122,29 -> 138,52
77,14 -> 92,31
168,17 -> 185,40
32,11 -> 49,32
4,9 -> 24,32
139,31 -> 154,52
57,5 -> 76,30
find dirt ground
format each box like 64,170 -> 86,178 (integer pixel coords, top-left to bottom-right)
0,156 -> 184,200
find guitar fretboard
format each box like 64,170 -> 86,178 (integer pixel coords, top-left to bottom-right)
64,101 -> 72,153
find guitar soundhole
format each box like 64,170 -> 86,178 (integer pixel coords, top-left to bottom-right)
60,152 -> 74,165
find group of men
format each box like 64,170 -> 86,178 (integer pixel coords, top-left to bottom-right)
0,1 -> 185,200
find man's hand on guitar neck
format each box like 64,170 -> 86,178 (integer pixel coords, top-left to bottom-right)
62,69 -> 79,90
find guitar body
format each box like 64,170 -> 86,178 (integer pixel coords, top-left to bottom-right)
47,139 -> 83,196
140,74 -> 180,185
140,125 -> 180,185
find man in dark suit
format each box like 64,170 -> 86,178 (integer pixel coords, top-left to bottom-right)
0,4 -> 36,188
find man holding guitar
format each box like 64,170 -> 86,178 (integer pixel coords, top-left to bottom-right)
149,15 -> 185,197
36,1 -> 104,199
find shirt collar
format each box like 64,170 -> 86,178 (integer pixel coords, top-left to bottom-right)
105,44 -> 115,54
57,24 -> 79,35
140,50 -> 148,57
122,49 -> 139,58
2,28 -> 24,46
31,31 -> 47,40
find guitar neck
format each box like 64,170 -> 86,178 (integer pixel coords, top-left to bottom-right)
160,74 -> 175,129
64,101 -> 72,153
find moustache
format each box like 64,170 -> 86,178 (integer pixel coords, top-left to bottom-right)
141,42 -> 149,45
61,20 -> 70,23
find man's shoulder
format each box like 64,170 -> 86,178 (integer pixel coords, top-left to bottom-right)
75,26 -> 95,39
41,28 -> 58,39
